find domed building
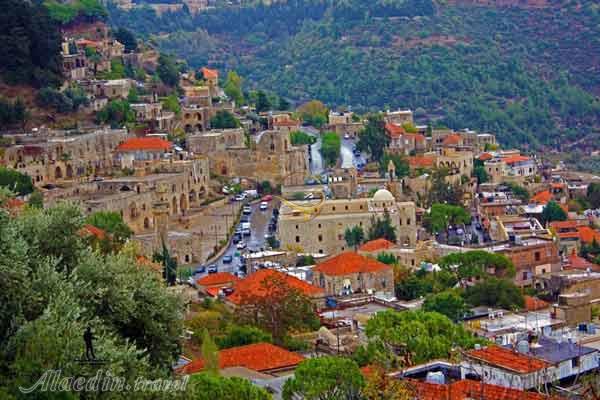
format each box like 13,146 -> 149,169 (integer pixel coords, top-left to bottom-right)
277,188 -> 417,256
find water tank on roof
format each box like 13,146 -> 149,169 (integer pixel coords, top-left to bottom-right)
517,340 -> 530,354
426,371 -> 445,385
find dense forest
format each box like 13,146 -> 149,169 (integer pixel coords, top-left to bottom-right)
109,0 -> 600,148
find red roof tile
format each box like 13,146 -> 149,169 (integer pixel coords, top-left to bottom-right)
197,272 -> 239,286
178,343 -> 303,374
411,379 -> 555,400
385,123 -> 406,138
359,238 -> 395,252
503,155 -> 530,165
567,254 -> 600,271
524,296 -> 549,311
578,226 -> 600,244
466,345 -> 549,373
226,269 -> 323,305
442,133 -> 462,146
81,224 -> 106,240
115,137 -> 172,152
479,152 -> 493,161
205,287 -> 220,297
411,133 -> 426,142
409,155 -> 436,168
200,67 -> 218,79
531,190 -> 552,204
313,252 -> 391,276
549,220 -> 578,230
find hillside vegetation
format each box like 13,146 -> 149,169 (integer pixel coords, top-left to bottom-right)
100,1 -> 600,146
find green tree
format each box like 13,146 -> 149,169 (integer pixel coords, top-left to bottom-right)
283,356 -> 365,400
224,70 -> 244,105
438,250 -> 515,280
380,153 -> 409,179
540,200 -> 568,225
473,165 -> 489,184
463,277 -> 524,310
96,99 -> 135,127
320,131 -> 341,167
127,86 -> 139,103
427,168 -> 464,206
587,183 -> 600,209
357,114 -> 389,161
216,325 -> 272,349
377,252 -> 398,265
290,130 -> 317,146
114,27 -> 137,52
368,211 -> 397,242
157,53 -> 180,87
201,329 -> 220,374
85,210 -> 133,251
187,373 -> 272,400
0,167 -> 34,196
153,242 -> 178,286
423,290 -> 468,321
297,100 -> 328,128
210,110 -> 241,129
423,203 -> 471,234
255,90 -> 271,113
504,182 -> 530,203
344,225 -> 365,251
162,93 -> 181,115
27,190 -> 43,209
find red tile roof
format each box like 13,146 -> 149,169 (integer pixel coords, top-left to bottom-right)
226,269 -> 324,305
81,224 -> 106,240
567,254 -> 600,272
205,287 -> 220,297
578,226 -> 600,244
407,133 -> 426,142
385,123 -> 406,138
313,252 -> 391,276
442,133 -> 461,146
531,190 -> 552,204
411,379 -> 555,400
466,345 -> 549,373
115,137 -> 172,152
197,272 -> 239,286
478,152 -> 494,161
359,238 -> 395,252
503,155 -> 530,165
549,220 -> 578,230
178,343 -> 304,374
6,198 -> 25,210
524,296 -> 549,311
409,155 -> 436,168
200,67 -> 218,79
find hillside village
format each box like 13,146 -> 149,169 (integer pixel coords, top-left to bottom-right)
3,1 -> 600,399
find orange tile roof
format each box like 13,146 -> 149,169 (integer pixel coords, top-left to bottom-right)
385,123 -> 406,138
178,343 -> 304,374
557,231 -> 581,240
205,287 -> 220,297
466,345 -> 549,373
200,67 -> 218,79
115,137 -> 172,152
531,190 -> 552,204
411,379 -> 555,400
406,133 -> 426,142
549,220 -> 578,230
313,252 -> 391,276
76,39 -> 101,48
524,296 -> 549,311
81,224 -> 106,240
567,254 -> 600,271
6,198 -> 25,209
226,269 -> 324,305
197,272 -> 239,286
478,152 -> 493,161
442,133 -> 461,146
503,155 -> 530,165
409,155 -> 436,168
578,226 -> 600,244
359,238 -> 395,252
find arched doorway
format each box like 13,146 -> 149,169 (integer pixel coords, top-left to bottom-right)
66,164 -> 73,179
129,202 -> 138,219
172,196 -> 178,214
55,166 -> 62,179
179,193 -> 187,212
189,189 -> 197,205
143,217 -> 151,229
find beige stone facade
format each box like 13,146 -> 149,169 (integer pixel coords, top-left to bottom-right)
278,189 -> 417,255
187,129 -> 246,155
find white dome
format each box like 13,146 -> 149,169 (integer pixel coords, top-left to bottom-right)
372,189 -> 395,202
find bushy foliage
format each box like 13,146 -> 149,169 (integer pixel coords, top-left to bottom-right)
36,86 -> 89,113
290,130 -> 317,146
96,99 -> 135,127
423,203 -> 471,234
464,277 -> 525,310
0,98 -> 27,129
320,131 -> 341,167
0,167 -> 34,196
210,110 -> 241,129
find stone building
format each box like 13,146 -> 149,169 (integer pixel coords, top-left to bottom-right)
385,123 -> 426,155
114,137 -> 173,169
187,128 -> 246,155
277,189 -> 417,255
181,104 -> 211,132
312,252 -> 394,297
130,102 -> 176,132
384,109 -> 413,125
327,111 -> 363,138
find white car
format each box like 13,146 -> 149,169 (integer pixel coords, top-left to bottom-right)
344,133 -> 350,139
243,206 -> 252,215
234,194 -> 245,201
236,241 -> 247,250
259,201 -> 268,210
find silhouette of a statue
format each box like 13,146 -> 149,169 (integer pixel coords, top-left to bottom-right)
84,326 -> 96,360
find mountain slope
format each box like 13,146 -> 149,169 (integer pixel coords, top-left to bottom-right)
108,0 -> 600,148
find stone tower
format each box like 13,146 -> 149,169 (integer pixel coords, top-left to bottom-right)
152,183 -> 170,246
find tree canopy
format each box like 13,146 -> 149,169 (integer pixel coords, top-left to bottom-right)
541,200 -> 568,225
297,100 -> 328,128
210,110 -> 241,129
320,132 -> 341,167
0,167 -> 34,196
357,114 -> 389,161
423,203 -> 470,234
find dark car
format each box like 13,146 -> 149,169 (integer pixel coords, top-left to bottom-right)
232,234 -> 242,244
222,255 -> 233,264
272,208 -> 279,216
194,266 -> 206,274
240,215 -> 250,223
208,264 -> 218,273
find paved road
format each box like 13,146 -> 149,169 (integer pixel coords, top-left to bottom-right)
191,200 -> 274,279
341,137 -> 366,169
299,126 -> 323,175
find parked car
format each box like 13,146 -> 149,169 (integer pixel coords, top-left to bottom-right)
344,133 -> 350,139
262,195 -> 273,202
242,228 -> 251,236
194,266 -> 206,274
232,234 -> 242,244
222,255 -> 233,264
240,215 -> 250,223
234,194 -> 245,201
259,201 -> 268,210
272,208 -> 279,216
236,241 -> 247,250
207,264 -> 218,273
243,206 -> 252,215
222,186 -> 230,194
304,193 -> 315,200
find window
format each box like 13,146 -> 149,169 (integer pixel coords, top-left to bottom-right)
318,235 -> 323,242
572,357 -> 580,368
535,252 -> 541,262
345,205 -> 348,210
295,236 -> 300,243
319,249 -> 323,254
332,206 -> 336,211
360,205 -> 363,210
318,224 -> 322,229
296,225 -> 299,230
407,218 -> 411,225
522,271 -> 528,281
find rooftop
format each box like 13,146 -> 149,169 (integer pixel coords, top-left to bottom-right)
530,337 -> 597,364
177,343 -> 303,374
115,137 -> 172,152
200,67 -> 218,79
503,155 -> 531,165
314,252 -> 391,276
359,238 -> 396,252
196,272 -> 239,286
466,345 -> 550,373
410,379 -> 556,400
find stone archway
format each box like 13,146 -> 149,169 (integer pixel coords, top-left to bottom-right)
179,193 -> 187,212
172,196 -> 178,214
129,202 -> 138,219
55,166 -> 63,179
144,217 -> 151,229
189,189 -> 197,205
66,164 -> 73,179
